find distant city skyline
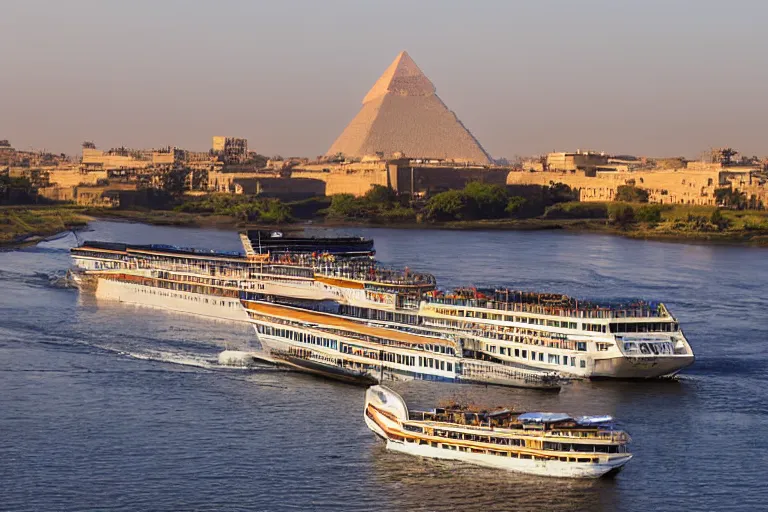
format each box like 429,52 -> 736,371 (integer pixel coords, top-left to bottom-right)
2,0 -> 767,159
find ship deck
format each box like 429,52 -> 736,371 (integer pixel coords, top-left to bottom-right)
242,300 -> 455,348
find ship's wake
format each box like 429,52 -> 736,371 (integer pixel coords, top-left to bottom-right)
112,347 -> 275,372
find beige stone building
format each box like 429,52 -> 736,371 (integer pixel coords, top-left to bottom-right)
82,148 -> 152,170
212,136 -> 248,164
546,151 -> 609,172
81,146 -> 187,170
507,158 -> 767,206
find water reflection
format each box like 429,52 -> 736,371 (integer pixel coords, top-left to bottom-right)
370,440 -> 621,512
3,221 -> 768,511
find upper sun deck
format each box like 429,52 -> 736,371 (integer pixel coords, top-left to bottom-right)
262,252 -> 437,289
72,241 -> 249,264
73,240 -> 436,289
424,288 -> 670,320
407,407 -> 627,442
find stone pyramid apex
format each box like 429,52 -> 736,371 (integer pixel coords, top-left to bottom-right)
362,50 -> 436,104
328,51 -> 491,164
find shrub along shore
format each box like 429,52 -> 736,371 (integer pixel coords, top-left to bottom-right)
0,205 -> 89,247
3,182 -> 768,248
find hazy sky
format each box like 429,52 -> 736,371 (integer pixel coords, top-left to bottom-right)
2,0 -> 766,159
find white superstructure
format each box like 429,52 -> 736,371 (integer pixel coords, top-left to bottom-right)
70,236 -> 695,380
240,299 -> 560,389
418,289 -> 694,379
71,241 -> 253,322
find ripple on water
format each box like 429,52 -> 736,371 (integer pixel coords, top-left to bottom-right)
2,221 -> 768,511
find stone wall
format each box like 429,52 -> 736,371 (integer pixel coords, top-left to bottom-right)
38,186 -> 75,202
48,169 -> 108,188
547,152 -> 608,171
233,177 -> 326,199
82,149 -> 152,170
389,165 -> 508,195
37,182 -> 140,207
208,171 -> 281,193
291,161 -> 390,196
506,168 -> 723,205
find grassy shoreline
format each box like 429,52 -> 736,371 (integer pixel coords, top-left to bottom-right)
0,206 -> 90,248
4,205 -> 768,248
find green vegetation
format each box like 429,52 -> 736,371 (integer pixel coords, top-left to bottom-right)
424,190 -> 472,221
423,182 -> 572,222
1,175 -> 39,205
174,194 -> 293,223
635,204 -> 663,224
608,203 -> 636,228
715,188 -> 765,210
325,185 -> 417,223
615,185 -> 649,203
543,202 -> 608,219
5,177 -> 768,248
0,206 -> 88,246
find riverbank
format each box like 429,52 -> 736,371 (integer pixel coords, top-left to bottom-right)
4,204 -> 768,248
0,206 -> 90,247
436,218 -> 768,246
92,207 -> 768,247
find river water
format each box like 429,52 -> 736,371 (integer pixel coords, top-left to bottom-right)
1,220 -> 766,511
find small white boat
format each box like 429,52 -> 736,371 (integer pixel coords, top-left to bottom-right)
364,386 -> 632,478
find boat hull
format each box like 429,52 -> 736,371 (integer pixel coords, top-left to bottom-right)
459,374 -> 561,391
271,352 -> 379,386
378,433 -> 631,478
91,277 -> 249,322
591,354 -> 694,379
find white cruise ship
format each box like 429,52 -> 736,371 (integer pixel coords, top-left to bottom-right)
242,264 -> 694,379
239,296 -> 560,390
70,241 -> 254,322
418,288 -> 695,379
68,231 -> 375,323
70,231 -> 694,380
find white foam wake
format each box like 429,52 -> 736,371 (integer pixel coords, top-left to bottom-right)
118,349 -> 219,369
218,350 -> 269,368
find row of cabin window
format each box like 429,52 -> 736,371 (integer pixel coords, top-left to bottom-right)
256,308 -> 455,357
435,430 -> 614,454
133,285 -> 234,307
259,323 -> 454,372
342,344 -> 452,372
425,343 -> 455,356
431,311 -> 599,333
252,312 -> 423,354
340,344 -> 384,361
418,356 -> 453,373
425,318 -> 579,342
258,265 -> 313,279
610,322 -> 677,333
257,324 -> 338,350
492,345 -> 587,369
407,438 -> 599,462
419,426 -> 618,452
79,250 -> 123,260
434,308 -> 583,330
543,442 -> 624,453
341,305 -> 419,326
154,270 -> 237,288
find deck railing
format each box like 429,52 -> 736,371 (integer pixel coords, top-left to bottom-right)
460,360 -> 559,385
426,296 -> 667,320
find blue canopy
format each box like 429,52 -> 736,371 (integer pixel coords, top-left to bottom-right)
517,412 -> 572,423
575,415 -> 614,426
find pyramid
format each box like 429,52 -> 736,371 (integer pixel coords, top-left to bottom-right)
327,51 -> 491,164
